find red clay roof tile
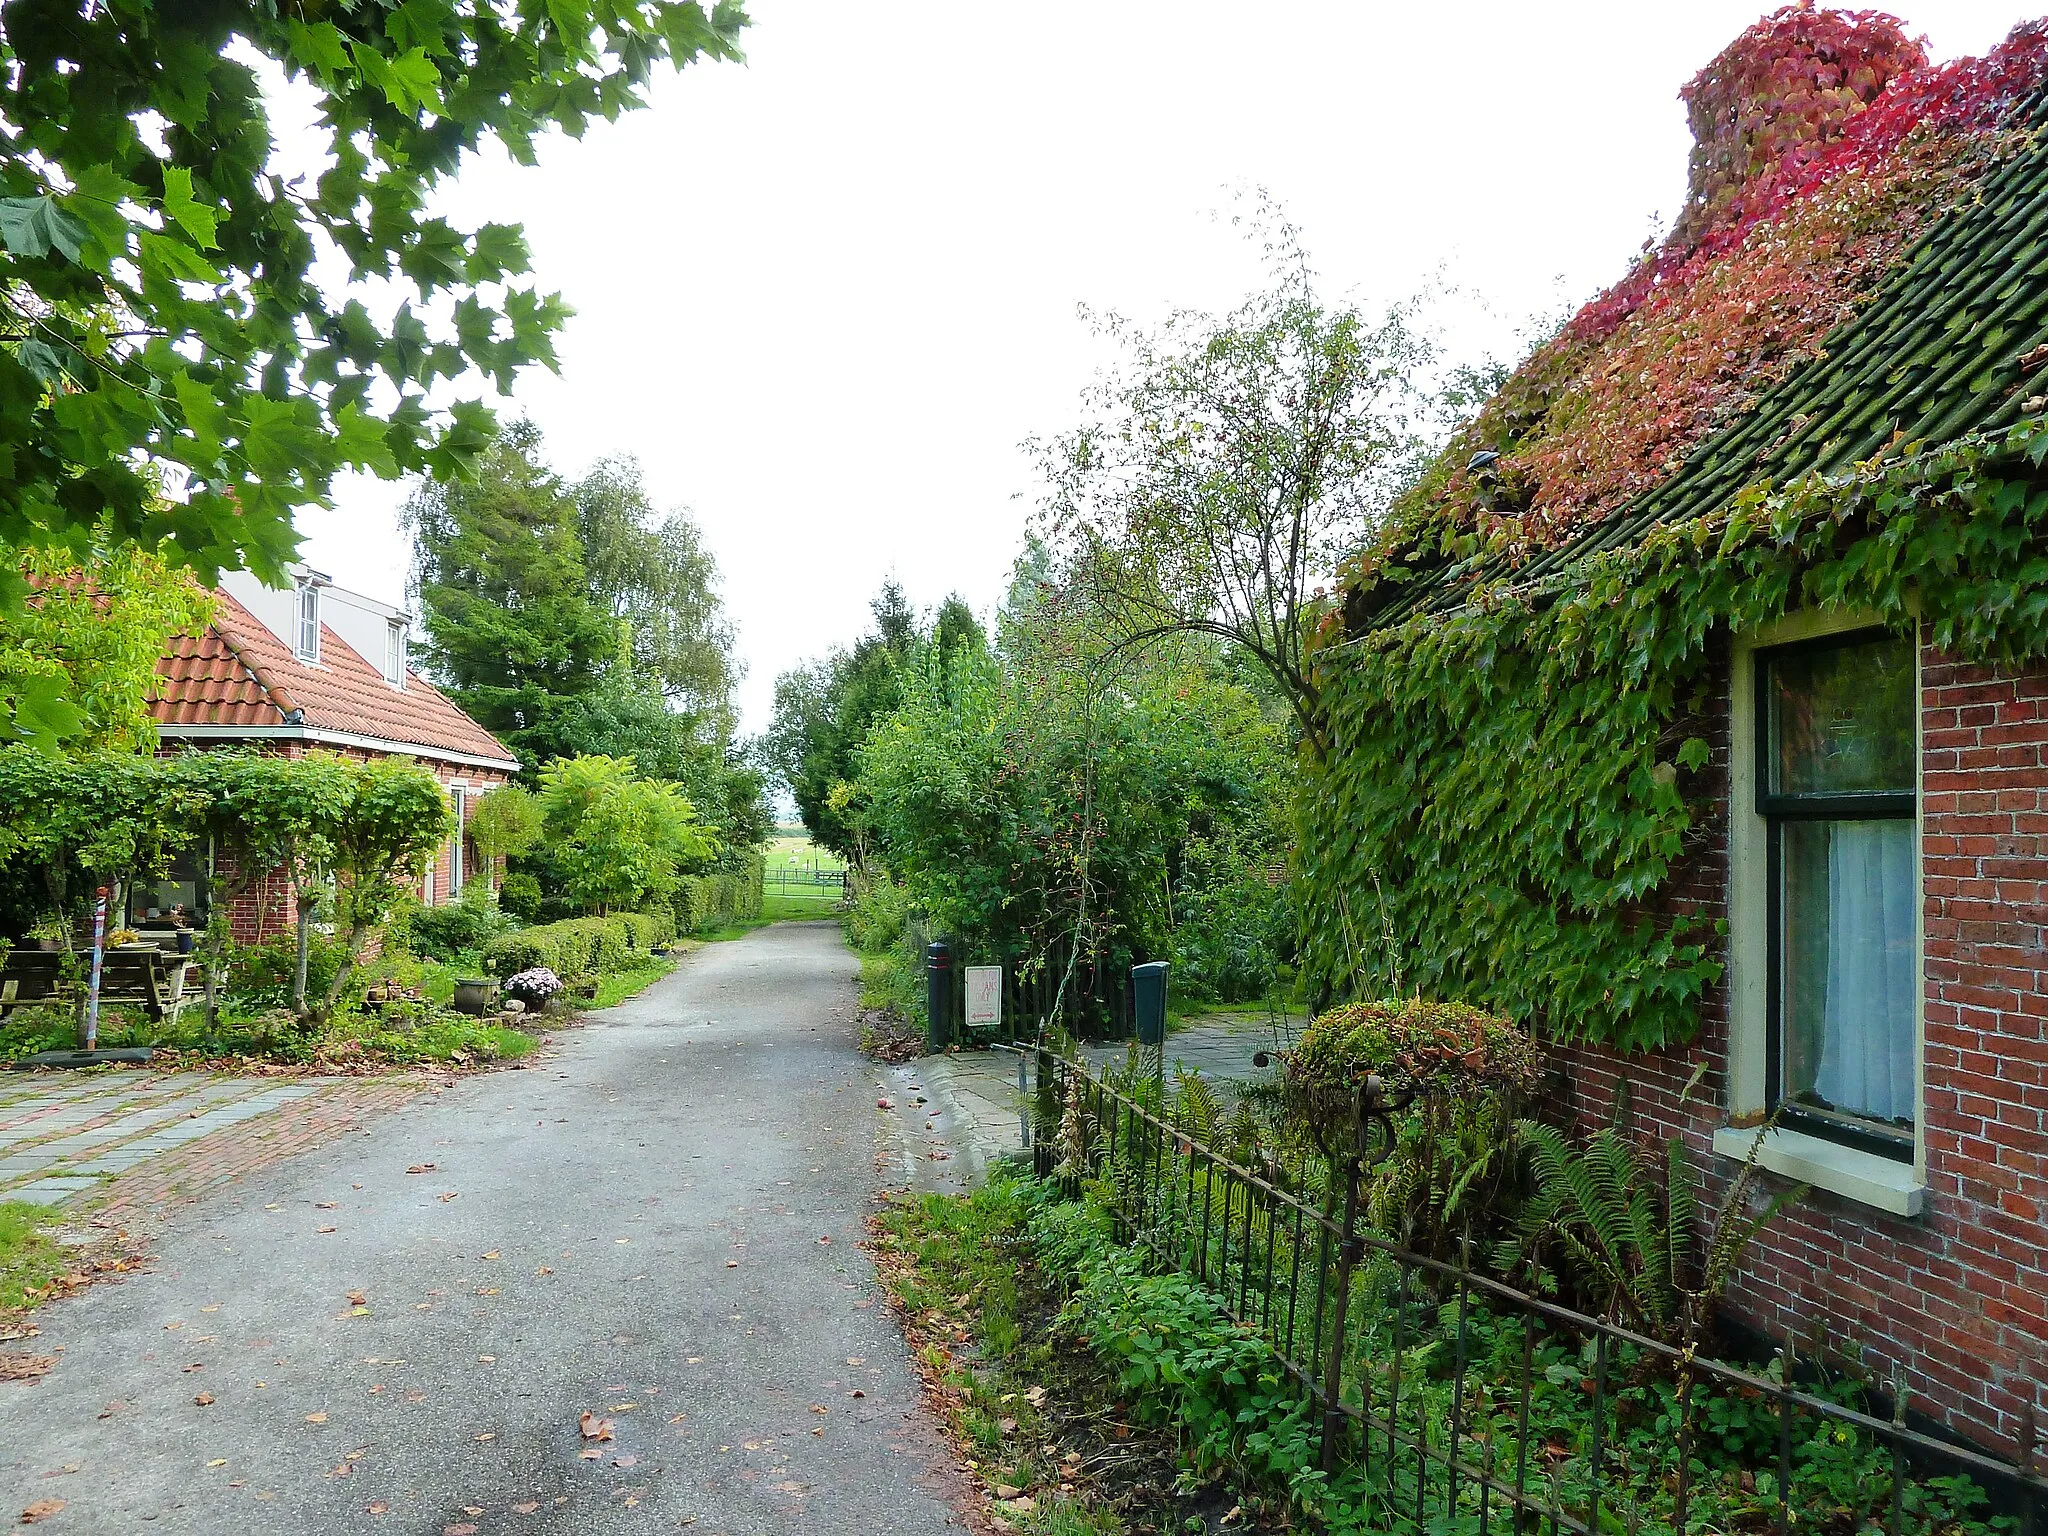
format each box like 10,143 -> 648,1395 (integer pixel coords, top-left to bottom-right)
151,589 -> 517,767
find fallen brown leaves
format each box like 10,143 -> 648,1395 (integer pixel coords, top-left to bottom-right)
19,1497 -> 66,1524
0,1353 -> 56,1382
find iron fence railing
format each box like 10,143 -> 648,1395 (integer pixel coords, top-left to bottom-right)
1030,1049 -> 2047,1536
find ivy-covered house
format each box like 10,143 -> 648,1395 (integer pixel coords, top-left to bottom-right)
141,565 -> 518,940
1308,11 -> 2048,1453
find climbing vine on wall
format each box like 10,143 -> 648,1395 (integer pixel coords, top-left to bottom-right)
1298,416 -> 2048,1052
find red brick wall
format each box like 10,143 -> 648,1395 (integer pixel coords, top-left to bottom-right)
1551,636 -> 2048,1457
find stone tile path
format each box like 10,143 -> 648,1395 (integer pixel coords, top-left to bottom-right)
0,1069 -> 420,1208
912,1010 -> 1305,1179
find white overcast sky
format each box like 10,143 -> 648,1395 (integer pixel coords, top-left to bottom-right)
290,1 -> 2031,735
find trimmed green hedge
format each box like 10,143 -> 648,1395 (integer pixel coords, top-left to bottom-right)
480,908 -> 674,982
674,850 -> 765,933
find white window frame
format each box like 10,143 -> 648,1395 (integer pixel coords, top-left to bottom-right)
1718,608 -> 1927,1216
295,581 -> 321,663
449,786 -> 467,897
385,621 -> 408,687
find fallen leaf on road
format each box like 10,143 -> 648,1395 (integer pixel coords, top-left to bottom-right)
725,1260 -> 737,1268
817,1236 -> 831,1245
578,1447 -> 603,1461
207,1459 -> 227,1468
850,1389 -> 865,1398
20,1498 -> 66,1523
316,1225 -> 337,1234
846,1357 -> 866,1366
578,1412 -> 615,1442
329,1462 -> 353,1478
481,1251 -> 500,1261
477,1355 -> 495,1364
345,1291 -> 366,1306
368,1385 -> 385,1395
809,1403 -> 827,1414
193,1391 -> 215,1406
0,1354 -> 55,1381
438,1192 -> 459,1202
613,1454 -> 638,1468
511,1500 -> 538,1513
475,1432 -> 496,1442
463,1507 -> 483,1516
314,1201 -> 337,1210
535,1267 -> 553,1276
476,1287 -> 500,1297
367,1501 -> 389,1516
406,1164 -> 436,1174
306,1412 -> 328,1423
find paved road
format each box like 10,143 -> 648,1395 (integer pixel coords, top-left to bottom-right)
1,923 -> 973,1535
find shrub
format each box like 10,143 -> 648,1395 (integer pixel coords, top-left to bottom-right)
392,885 -> 513,962
616,908 -> 676,951
479,914 -> 635,981
1285,999 -> 1546,1257
844,875 -> 912,954
221,933 -> 351,1011
498,872 -> 543,922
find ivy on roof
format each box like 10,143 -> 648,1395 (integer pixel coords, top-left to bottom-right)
1339,9 -> 2048,631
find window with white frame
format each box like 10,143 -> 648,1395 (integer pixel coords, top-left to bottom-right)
1755,628 -> 1918,1157
385,621 -> 407,686
295,581 -> 321,662
449,787 -> 466,897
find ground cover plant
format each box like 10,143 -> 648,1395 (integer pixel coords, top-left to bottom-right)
0,1201 -> 66,1315
869,1172 -> 1292,1535
886,1152 -> 2026,1536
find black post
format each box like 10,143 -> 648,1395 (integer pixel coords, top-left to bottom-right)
1318,1108 -> 1366,1474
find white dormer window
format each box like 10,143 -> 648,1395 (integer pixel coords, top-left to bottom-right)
295,582 -> 321,663
384,621 -> 408,687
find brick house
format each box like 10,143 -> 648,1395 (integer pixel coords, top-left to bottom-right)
1316,13 -> 2048,1455
142,565 -> 518,941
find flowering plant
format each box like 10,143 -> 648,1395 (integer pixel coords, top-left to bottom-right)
503,967 -> 564,1007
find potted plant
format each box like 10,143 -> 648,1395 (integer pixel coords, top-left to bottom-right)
28,916 -> 68,952
503,966 -> 564,1012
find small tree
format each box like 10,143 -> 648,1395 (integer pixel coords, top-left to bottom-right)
467,784 -> 543,891
322,757 -> 454,1018
537,754 -> 715,914
1034,211 -> 1435,758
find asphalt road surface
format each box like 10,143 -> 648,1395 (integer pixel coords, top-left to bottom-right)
1,922 -> 974,1534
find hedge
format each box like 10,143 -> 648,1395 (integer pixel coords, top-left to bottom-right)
480,905 -> 682,981
674,850 -> 765,933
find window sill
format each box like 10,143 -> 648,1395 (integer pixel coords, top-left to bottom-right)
1711,1125 -> 1924,1217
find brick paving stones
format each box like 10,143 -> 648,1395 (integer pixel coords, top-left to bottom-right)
0,1068 -> 422,1209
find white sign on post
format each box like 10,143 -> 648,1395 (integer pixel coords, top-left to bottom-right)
964,965 -> 1002,1030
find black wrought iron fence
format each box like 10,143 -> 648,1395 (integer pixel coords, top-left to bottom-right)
1032,1049 -> 2047,1536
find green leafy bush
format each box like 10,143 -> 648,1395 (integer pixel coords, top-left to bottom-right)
391,885 -> 513,962
843,875 -> 912,954
615,910 -> 667,951
479,913 -> 670,981
220,933 -> 351,1011
1285,999 -> 1546,1257
497,872 -> 543,923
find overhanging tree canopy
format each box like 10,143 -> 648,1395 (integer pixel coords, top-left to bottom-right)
0,0 -> 749,741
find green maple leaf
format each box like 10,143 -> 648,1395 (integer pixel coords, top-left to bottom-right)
288,19 -> 354,79
160,166 -> 220,250
0,196 -> 88,262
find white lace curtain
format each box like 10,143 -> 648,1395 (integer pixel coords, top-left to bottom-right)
1813,819 -> 1917,1124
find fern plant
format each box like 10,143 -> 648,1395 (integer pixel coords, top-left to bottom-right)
1497,1096 -> 1805,1344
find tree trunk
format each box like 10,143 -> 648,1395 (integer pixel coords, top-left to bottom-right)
293,891 -> 314,1019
